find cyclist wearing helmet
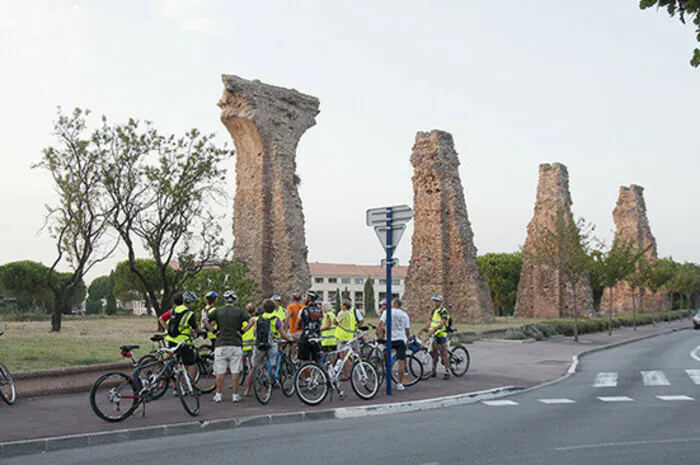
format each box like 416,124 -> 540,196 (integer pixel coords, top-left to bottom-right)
161,291 -> 205,383
202,291 -> 219,349
203,290 -> 250,403
270,295 -> 287,332
297,289 -> 323,361
419,295 -> 451,380
286,292 -> 304,340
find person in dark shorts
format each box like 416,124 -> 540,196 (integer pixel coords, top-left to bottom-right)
378,298 -> 411,391
297,290 -> 323,361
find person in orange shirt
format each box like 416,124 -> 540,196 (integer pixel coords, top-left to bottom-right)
285,292 -> 304,341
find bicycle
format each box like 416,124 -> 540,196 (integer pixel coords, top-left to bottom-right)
89,340 -> 200,422
359,325 -> 423,387
252,340 -> 296,404
294,328 -> 380,406
415,330 -> 470,379
0,331 -> 16,405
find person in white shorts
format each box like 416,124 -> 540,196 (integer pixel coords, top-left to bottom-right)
203,290 -> 251,403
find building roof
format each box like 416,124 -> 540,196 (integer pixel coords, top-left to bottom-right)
309,262 -> 407,279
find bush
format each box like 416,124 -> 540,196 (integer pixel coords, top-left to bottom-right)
535,323 -> 558,338
522,324 -> 545,340
504,327 -> 528,340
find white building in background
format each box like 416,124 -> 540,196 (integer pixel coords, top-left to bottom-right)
309,262 -> 407,311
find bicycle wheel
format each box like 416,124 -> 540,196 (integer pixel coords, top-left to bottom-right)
449,345 -> 470,377
0,362 -> 16,405
414,348 -> 435,380
294,362 -> 328,406
194,352 -> 216,394
279,357 -> 296,397
391,354 -> 423,387
89,372 -> 139,422
238,358 -> 249,386
359,342 -> 374,361
253,363 -> 272,405
350,360 -> 379,400
368,356 -> 385,387
175,369 -> 200,417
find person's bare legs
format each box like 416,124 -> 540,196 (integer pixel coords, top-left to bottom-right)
439,343 -> 450,377
215,373 -> 225,394
398,359 -> 406,383
232,372 -> 240,395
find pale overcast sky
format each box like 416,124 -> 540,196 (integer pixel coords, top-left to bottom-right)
0,0 -> 698,284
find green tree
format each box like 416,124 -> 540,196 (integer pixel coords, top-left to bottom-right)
87,274 -> 116,315
112,259 -> 172,314
184,259 -> 259,317
35,108 -> 118,331
640,0 -> 700,67
0,261 -> 54,311
530,209 -> 594,343
364,277 -> 376,316
334,287 -> 341,312
476,252 -> 523,316
97,115 -> 233,317
645,258 -> 677,317
592,239 -> 646,335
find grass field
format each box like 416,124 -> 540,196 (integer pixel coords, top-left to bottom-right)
0,315 -> 534,372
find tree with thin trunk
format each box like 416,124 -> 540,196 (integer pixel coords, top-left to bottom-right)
529,208 -> 594,343
645,258 -> 677,320
627,259 -> 651,331
96,115 -> 233,318
592,239 -> 647,335
34,108 -> 118,331
363,277 -> 376,316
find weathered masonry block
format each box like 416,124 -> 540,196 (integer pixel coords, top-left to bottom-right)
404,130 -> 494,323
515,163 -> 594,318
218,75 -> 319,300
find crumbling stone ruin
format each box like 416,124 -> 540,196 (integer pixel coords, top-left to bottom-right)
514,163 -> 594,318
218,75 -> 319,300
404,130 -> 494,323
600,185 -> 670,314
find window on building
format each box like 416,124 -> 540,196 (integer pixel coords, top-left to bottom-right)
392,279 -> 400,286
355,278 -> 363,285
318,291 -> 325,301
341,278 -> 351,284
314,277 -> 324,284
379,279 -> 386,285
328,290 -> 337,301
341,290 -> 350,300
328,278 -> 337,284
354,291 -> 363,302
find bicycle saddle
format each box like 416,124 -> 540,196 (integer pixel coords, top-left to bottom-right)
377,338 -> 387,344
119,345 -> 140,351
150,334 -> 165,342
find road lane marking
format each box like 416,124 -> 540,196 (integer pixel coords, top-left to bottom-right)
555,437 -> 695,451
593,372 -> 617,387
482,400 -> 519,406
685,369 -> 700,384
656,395 -> 694,401
539,398 -> 576,404
641,370 -> 670,386
597,396 -> 633,402
690,346 -> 700,362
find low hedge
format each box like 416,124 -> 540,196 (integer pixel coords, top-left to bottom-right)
538,310 -> 690,337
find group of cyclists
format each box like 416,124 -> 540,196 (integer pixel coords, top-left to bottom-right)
160,288 -> 455,403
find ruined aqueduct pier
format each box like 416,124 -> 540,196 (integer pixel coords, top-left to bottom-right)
218,75 -> 319,300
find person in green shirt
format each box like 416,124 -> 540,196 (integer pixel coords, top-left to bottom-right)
203,290 -> 251,403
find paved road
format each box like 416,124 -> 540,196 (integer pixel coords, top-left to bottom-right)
5,326 -> 699,464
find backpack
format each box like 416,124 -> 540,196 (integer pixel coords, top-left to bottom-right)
168,309 -> 192,339
255,316 -> 273,351
301,304 -> 323,338
441,308 -> 453,332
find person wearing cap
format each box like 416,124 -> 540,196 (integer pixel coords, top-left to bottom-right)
419,295 -> 451,380
377,299 -> 387,318
271,295 -> 287,332
201,291 -> 219,349
203,290 -> 251,403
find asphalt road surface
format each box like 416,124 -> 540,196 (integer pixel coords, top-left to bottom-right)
7,329 -> 700,465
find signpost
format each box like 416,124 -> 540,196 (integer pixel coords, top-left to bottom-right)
366,204 -> 414,395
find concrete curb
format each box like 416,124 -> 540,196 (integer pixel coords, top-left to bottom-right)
0,385 -> 523,459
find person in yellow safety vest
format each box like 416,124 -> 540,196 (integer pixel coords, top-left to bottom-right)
334,299 -> 357,343
241,303 -> 257,397
158,291 -> 206,384
319,304 -> 337,352
418,294 -> 451,380
202,291 -> 219,349
271,295 -> 288,332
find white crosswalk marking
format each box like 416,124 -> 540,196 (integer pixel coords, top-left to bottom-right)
598,396 -> 634,402
539,398 -> 576,404
482,400 -> 519,406
657,395 -> 694,401
641,371 -> 670,386
593,372 -> 618,387
685,369 -> 700,384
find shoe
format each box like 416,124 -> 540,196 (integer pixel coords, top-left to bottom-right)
397,383 -> 405,391
173,389 -> 179,397
243,389 -> 251,397
430,371 -> 436,378
443,373 -> 450,380
232,394 -> 242,403
213,392 -> 223,403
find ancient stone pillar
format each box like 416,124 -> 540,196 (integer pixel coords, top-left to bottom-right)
514,163 -> 594,318
600,185 -> 669,314
218,75 -> 319,300
403,130 -> 494,323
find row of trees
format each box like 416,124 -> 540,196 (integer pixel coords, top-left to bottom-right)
0,261 -> 85,313
35,108 -> 234,330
